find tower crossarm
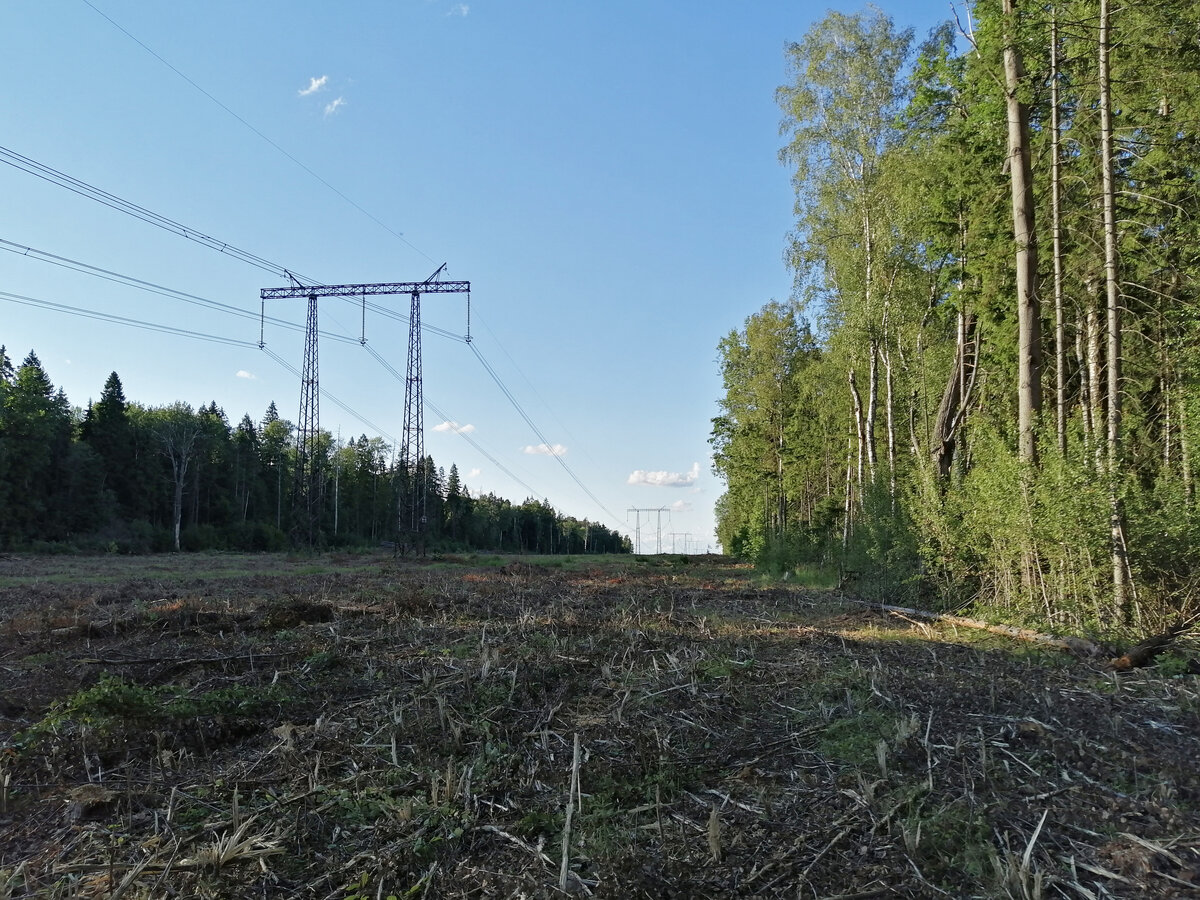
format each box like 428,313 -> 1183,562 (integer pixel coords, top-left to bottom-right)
260,280 -> 470,300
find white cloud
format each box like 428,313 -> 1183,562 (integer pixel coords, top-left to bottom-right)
447,4 -> 469,16
324,96 -> 346,116
298,75 -> 328,96
627,461 -> 700,488
524,443 -> 567,457
235,370 -> 256,380
670,500 -> 694,513
467,468 -> 481,478
434,420 -> 475,434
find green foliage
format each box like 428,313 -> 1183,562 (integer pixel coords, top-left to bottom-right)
843,481 -> 923,603
816,709 -> 894,768
26,674 -> 293,742
0,362 -> 628,557
712,0 -> 1200,631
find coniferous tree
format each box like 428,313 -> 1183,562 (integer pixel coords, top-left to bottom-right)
0,354 -> 73,545
81,372 -> 135,518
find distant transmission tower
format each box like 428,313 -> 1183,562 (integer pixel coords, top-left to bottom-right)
627,507 -> 669,554
262,265 -> 470,552
668,532 -> 692,554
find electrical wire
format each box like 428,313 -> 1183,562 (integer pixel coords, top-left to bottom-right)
0,144 -> 318,284
472,312 -> 599,469
1,233 -> 467,346
3,145 -> 621,529
338,295 -> 468,344
468,342 -> 626,528
360,342 -> 542,499
0,285 -> 402,454
260,345 -> 398,445
0,230 -> 467,462
0,236 -> 363,345
0,289 -> 257,348
5,44 -> 619,530
79,0 -> 435,266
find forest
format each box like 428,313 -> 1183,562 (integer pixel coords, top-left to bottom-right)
0,348 -> 629,555
712,0 -> 1200,632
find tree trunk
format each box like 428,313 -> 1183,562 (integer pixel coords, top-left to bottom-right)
842,427 -> 854,551
849,369 -> 867,489
1163,371 -> 1172,471
909,389 -> 921,457
1077,310 -> 1092,452
866,342 -> 879,483
776,381 -> 786,534
173,486 -> 183,550
1099,0 -> 1129,619
1050,14 -> 1067,456
931,313 -> 979,481
171,458 -> 187,552
1003,0 -> 1042,466
1182,387 -> 1194,504
883,342 -> 897,499
1087,280 -> 1104,470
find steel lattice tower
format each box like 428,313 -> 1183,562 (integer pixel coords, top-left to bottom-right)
293,292 -> 322,547
400,287 -> 426,542
261,267 -> 469,553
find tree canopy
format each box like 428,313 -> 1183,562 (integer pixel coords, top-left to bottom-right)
0,353 -> 629,555
713,1 -> 1200,631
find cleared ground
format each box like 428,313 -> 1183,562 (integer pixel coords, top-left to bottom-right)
0,552 -> 1197,898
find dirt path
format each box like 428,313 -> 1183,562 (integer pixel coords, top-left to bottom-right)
1,553 -> 1197,898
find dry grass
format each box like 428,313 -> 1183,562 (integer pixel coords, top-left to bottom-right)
0,551 -> 1198,897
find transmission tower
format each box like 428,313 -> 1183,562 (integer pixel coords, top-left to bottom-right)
668,532 -> 692,554
627,507 -> 668,554
262,265 -> 470,551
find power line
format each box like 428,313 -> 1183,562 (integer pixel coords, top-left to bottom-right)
1,285 -> 568,527
0,236 -> 362,345
1,219 -> 535,511
261,272 -> 472,544
468,341 -> 625,529
0,144 -> 316,283
258,346 -> 398,445
352,296 -> 469,343
0,289 -> 258,348
4,125 -> 622,536
473,312 -> 599,470
69,4 -> 517,522
0,286 -> 401,450
361,342 -> 543,501
627,507 -> 670,555
1,234 -> 469,347
79,0 -> 435,266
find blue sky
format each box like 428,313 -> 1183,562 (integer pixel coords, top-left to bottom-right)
2,1 -> 951,552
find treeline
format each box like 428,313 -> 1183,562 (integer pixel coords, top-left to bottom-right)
713,2 -> 1200,630
0,348 -> 629,555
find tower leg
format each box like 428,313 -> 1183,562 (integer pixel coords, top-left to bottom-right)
400,289 -> 426,553
293,292 -> 321,548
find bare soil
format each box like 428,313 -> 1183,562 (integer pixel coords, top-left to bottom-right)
0,552 -> 1197,898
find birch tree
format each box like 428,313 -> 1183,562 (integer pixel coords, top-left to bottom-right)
1001,0 -> 1042,466
777,9 -> 913,502
154,402 -> 203,552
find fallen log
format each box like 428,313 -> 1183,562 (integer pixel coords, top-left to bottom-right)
838,596 -> 1198,671
837,595 -> 1105,656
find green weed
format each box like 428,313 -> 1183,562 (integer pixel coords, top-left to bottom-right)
816,709 -> 893,767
